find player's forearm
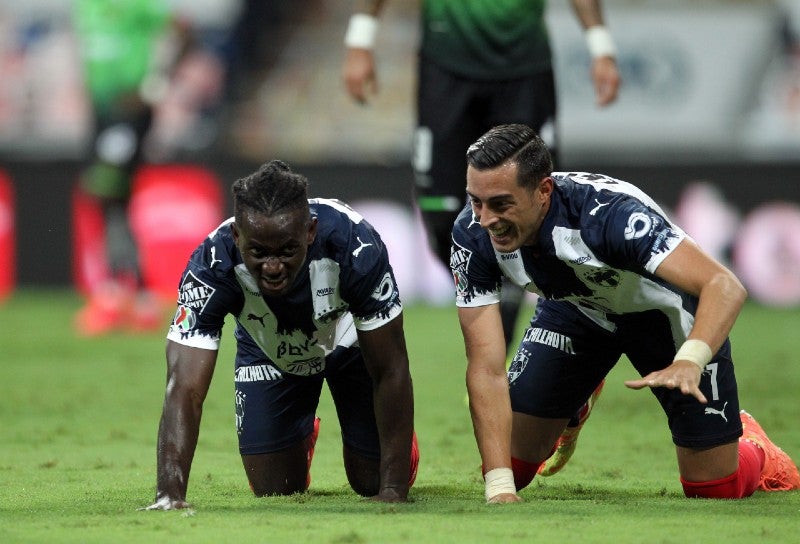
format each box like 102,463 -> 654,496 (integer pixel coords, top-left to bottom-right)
154,392 -> 203,501
373,368 -> 414,496
691,270 -> 747,354
467,365 -> 513,471
358,317 -> 414,496
569,0 -> 607,29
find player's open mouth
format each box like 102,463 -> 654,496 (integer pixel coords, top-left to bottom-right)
260,276 -> 288,294
488,224 -> 512,241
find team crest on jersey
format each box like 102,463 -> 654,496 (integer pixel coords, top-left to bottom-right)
178,271 -> 216,314
507,348 -> 530,384
450,243 -> 472,296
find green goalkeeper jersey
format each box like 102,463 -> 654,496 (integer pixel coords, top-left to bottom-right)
73,0 -> 170,116
420,0 -> 552,80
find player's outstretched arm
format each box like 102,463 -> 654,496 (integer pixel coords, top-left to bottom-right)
142,341 -> 218,510
459,304 -> 521,504
625,238 -> 747,402
358,312 -> 414,502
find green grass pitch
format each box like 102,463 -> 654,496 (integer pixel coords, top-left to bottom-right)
0,289 -> 798,543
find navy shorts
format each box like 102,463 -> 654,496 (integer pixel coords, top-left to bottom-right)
234,345 -> 381,458
508,300 -> 743,448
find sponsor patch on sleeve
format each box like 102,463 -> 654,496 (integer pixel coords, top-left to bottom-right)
177,271 -> 216,315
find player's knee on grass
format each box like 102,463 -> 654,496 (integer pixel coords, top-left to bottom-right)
343,436 -> 420,497
681,441 -> 763,499
241,442 -> 309,496
343,446 -> 381,497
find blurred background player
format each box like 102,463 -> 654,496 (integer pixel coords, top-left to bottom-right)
144,160 -> 418,509
342,0 -> 621,352
72,0 -> 194,335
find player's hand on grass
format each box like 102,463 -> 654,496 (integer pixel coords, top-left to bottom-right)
624,360 -> 707,404
487,492 -> 522,504
140,494 -> 192,511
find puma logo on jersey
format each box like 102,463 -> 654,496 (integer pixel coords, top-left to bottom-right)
352,236 -> 373,257
210,246 -> 223,268
247,311 -> 268,327
704,401 -> 728,422
589,199 -> 610,216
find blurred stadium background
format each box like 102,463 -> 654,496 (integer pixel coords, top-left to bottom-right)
1,0 -> 799,306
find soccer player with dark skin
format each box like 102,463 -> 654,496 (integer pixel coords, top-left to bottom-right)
452,124 -> 800,503
143,161 -> 417,509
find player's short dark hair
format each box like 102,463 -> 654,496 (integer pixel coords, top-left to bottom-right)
466,124 -> 553,189
232,160 -> 309,222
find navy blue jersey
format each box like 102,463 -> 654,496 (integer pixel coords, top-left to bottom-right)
451,172 -> 694,342
167,198 -> 402,376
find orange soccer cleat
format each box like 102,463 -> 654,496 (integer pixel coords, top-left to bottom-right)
740,410 -> 800,491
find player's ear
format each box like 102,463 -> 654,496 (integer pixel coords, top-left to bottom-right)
538,176 -> 554,199
307,217 -> 318,246
231,221 -> 239,242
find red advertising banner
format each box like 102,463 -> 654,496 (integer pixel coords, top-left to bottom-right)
72,164 -> 224,301
0,170 -> 15,301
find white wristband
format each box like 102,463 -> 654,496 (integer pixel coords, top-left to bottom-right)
585,26 -> 617,59
673,339 -> 713,370
484,467 -> 516,502
345,14 -> 379,49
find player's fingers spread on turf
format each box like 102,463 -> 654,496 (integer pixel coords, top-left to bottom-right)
139,496 -> 191,511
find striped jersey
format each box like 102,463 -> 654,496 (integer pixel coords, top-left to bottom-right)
451,171 -> 697,341
167,198 -> 402,376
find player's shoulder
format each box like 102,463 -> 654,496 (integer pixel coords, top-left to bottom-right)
310,198 -> 365,234
310,198 -> 383,247
451,202 -> 496,263
186,217 -> 240,274
556,171 -> 658,206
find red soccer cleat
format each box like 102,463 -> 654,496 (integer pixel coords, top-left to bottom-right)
409,431 -> 420,487
305,416 -> 321,490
